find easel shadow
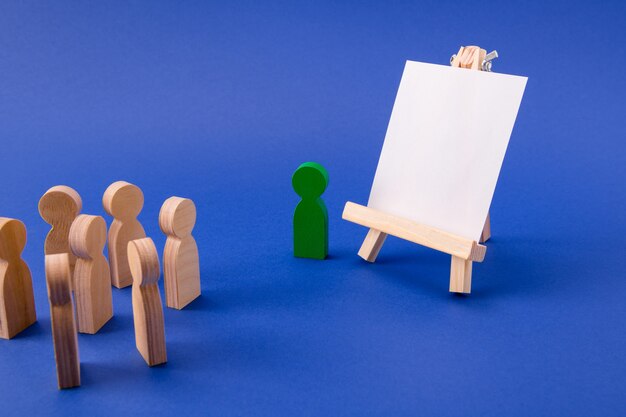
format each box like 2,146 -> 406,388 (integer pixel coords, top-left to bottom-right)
365,251 -> 452,297
469,236 -> 564,300
9,319 -> 48,340
175,294 -> 211,311
87,314 -> 131,336
356,237 -> 552,301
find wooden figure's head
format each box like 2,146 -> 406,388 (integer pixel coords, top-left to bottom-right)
127,238 -> 160,287
159,197 -> 196,239
292,162 -> 329,199
38,186 -> 82,225
0,218 -> 27,260
69,215 -> 107,260
102,181 -> 144,219
45,253 -> 72,306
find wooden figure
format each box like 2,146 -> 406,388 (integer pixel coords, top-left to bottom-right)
0,218 -> 37,339
38,185 -> 82,286
102,181 -> 146,288
69,215 -> 113,334
128,238 -> 166,366
159,197 -> 201,309
45,253 -> 80,389
292,162 -> 329,260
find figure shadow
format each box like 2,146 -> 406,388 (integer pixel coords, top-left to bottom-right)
470,236 -> 569,300
175,293 -> 211,311
86,314 -> 130,336
10,319 -> 48,340
166,329 -> 291,375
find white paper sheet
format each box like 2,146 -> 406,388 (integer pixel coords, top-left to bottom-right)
367,60 -> 527,241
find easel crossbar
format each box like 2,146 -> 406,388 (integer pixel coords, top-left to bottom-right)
342,202 -> 486,262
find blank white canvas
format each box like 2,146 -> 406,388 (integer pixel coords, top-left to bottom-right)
368,60 -> 527,241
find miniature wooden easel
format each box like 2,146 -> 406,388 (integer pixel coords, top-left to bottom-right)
343,46 -> 497,294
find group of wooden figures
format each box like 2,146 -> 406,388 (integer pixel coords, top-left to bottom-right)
0,181 -> 201,389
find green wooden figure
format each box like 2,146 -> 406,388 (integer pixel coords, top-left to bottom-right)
292,162 -> 329,260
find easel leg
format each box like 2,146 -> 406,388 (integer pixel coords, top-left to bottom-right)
358,229 -> 388,262
449,256 -> 472,294
479,213 -> 491,243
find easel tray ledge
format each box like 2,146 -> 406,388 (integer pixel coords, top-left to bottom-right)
342,201 -> 486,263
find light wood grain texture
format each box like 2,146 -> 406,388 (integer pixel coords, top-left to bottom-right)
450,46 -> 465,67
343,202 -> 486,262
357,229 -> 387,262
0,218 -> 37,339
69,215 -> 113,334
39,186 -> 82,288
103,181 -> 146,288
343,202 -> 485,294
128,238 -> 167,366
450,256 -> 472,294
451,45 -> 486,70
45,253 -> 80,389
159,197 -> 201,310
473,48 -> 487,71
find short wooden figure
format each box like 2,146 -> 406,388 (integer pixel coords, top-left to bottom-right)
292,162 -> 329,260
0,218 -> 37,339
102,181 -> 146,288
38,185 -> 82,285
69,215 -> 113,334
159,197 -> 201,309
45,253 -> 80,389
128,238 -> 167,366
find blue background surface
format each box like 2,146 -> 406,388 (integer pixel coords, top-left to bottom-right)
0,1 -> 625,416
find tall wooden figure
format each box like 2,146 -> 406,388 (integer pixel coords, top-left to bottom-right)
39,186 -> 82,287
45,253 -> 80,389
292,162 -> 329,260
159,197 -> 201,309
0,218 -> 36,339
128,238 -> 167,366
69,215 -> 113,334
103,181 -> 146,288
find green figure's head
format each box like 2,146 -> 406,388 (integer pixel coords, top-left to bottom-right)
292,162 -> 329,199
